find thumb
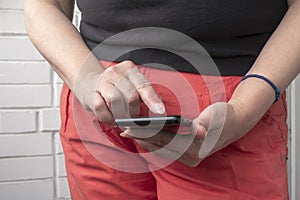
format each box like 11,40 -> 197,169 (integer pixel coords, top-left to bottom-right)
192,106 -> 211,139
193,102 -> 228,158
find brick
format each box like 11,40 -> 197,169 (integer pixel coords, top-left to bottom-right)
0,180 -> 54,200
0,156 -> 53,181
0,11 -> 26,34
54,132 -> 64,154
0,85 -> 51,108
0,37 -> 43,61
54,72 -> 64,84
0,134 -> 52,157
40,108 -> 61,131
53,69 -> 64,107
0,61 -> 51,84
57,178 -> 71,199
55,83 -> 63,107
0,0 -> 24,10
56,154 -> 67,177
0,110 -> 36,133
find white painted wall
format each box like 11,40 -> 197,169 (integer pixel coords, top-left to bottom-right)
0,1 -> 299,200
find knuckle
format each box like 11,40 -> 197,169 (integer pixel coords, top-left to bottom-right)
111,92 -> 123,103
181,153 -> 200,167
128,92 -> 140,105
156,136 -> 166,146
96,114 -> 114,125
100,117 -> 114,125
122,60 -> 135,68
104,66 -> 114,73
130,106 -> 140,117
105,98 -> 113,109
136,81 -> 152,91
93,98 -> 105,111
185,153 -> 200,167
105,66 -> 119,76
186,160 -> 200,167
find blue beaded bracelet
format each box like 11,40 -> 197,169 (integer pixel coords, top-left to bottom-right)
241,74 -> 280,103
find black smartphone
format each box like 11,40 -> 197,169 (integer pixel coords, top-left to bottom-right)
115,115 -> 192,127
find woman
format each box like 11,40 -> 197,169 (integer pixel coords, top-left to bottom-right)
25,0 -> 300,199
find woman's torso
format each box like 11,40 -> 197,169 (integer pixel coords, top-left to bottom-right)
76,0 -> 288,75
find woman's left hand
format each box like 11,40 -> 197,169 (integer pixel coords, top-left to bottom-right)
120,101 -> 252,167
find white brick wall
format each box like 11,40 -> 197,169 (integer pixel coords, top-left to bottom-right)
0,11 -> 26,34
0,62 -> 51,84
0,157 -> 54,181
0,180 -> 54,200
0,111 -> 36,133
0,85 -> 52,108
0,2 -> 72,199
40,108 -> 61,132
0,134 -> 52,157
0,0 -> 24,10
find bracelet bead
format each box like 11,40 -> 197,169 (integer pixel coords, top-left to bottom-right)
241,74 -> 280,103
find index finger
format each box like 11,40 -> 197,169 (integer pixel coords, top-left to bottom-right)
126,67 -> 165,114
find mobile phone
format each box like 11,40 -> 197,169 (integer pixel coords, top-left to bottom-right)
115,115 -> 192,127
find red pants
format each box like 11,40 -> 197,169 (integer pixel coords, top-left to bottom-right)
60,62 -> 289,200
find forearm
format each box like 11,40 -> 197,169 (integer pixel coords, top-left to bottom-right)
24,0 -> 102,90
229,1 -> 300,131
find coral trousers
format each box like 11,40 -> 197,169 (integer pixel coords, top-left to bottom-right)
60,62 -> 289,200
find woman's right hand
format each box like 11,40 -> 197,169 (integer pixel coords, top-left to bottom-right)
24,1 -> 165,125
74,60 -> 166,125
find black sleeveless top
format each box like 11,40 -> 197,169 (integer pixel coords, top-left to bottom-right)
76,0 -> 287,75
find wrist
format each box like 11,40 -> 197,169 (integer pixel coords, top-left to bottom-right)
241,74 -> 281,103
227,98 -> 255,134
228,74 -> 276,132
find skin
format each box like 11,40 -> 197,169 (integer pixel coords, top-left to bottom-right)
24,0 -> 165,124
25,0 -> 300,166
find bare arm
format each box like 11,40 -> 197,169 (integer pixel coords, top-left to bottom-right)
24,0 -> 165,124
229,0 -> 300,131
123,1 -> 300,166
24,0 -> 94,89
194,0 -> 300,160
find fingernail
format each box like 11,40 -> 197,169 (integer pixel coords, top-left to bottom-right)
150,103 -> 165,114
120,129 -> 134,138
120,132 -> 133,138
120,132 -> 127,137
196,126 -> 207,139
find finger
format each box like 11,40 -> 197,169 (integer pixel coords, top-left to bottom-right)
177,153 -> 202,167
137,140 -> 201,167
125,66 -> 165,114
191,106 -> 211,140
136,140 -> 181,161
120,127 -> 162,139
191,122 -> 207,140
195,103 -> 227,159
124,127 -> 203,167
195,102 -> 227,132
113,76 -> 141,117
98,82 -> 128,118
121,128 -> 196,153
101,65 -> 141,117
137,139 -> 200,167
92,91 -> 115,124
